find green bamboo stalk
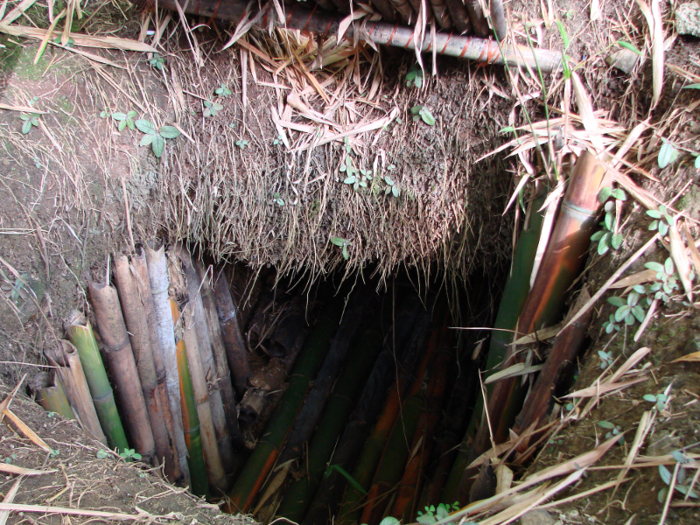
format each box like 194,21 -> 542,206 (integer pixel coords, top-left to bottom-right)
32,372 -> 75,419
276,305 -> 386,522
441,190 -> 546,506
65,312 -> 129,452
171,298 -> 209,498
225,288 -> 346,513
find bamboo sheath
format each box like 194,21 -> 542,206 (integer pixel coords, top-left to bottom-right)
179,250 -> 237,478
145,246 -> 191,486
212,267 -> 250,399
171,299 -> 210,497
32,372 -> 75,419
471,151 -> 607,458
45,339 -> 106,445
302,294 -> 427,525
66,314 -> 129,451
226,290 -> 347,513
87,278 -> 156,462
196,260 -> 244,451
132,248 -> 183,483
153,0 -> 562,72
112,254 -> 177,480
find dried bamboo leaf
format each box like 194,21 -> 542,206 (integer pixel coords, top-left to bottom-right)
672,351 -> 700,363
0,464 -> 56,476
2,409 -> 53,453
0,478 -> 21,525
669,219 -> 693,300
571,72 -> 605,153
563,377 -> 647,398
609,269 -> 658,289
1,0 -> 36,24
484,363 -> 544,385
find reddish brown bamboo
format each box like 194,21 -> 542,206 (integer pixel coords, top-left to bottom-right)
212,266 -> 250,398
132,247 -> 183,483
88,276 -> 156,462
472,151 -> 607,454
113,254 -> 176,480
45,340 -> 106,444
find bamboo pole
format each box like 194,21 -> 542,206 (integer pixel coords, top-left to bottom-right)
179,249 -> 237,479
153,0 -> 562,72
31,372 -> 75,419
489,0 -> 507,40
444,0 -> 471,34
441,190 -> 546,506
212,266 -> 250,399
145,246 -> 191,486
337,306 -> 436,525
391,321 -> 454,521
87,277 -> 156,462
196,259 -> 245,452
225,289 -> 346,513
469,151 -> 607,477
276,294 -> 389,522
45,339 -> 106,445
171,298 -> 210,497
113,254 -> 177,480
170,252 -> 227,494
303,294 -> 428,525
65,313 -> 128,452
132,247 -> 183,484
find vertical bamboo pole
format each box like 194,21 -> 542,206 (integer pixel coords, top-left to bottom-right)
132,247 -> 183,484
145,245 -> 191,486
171,298 -> 210,497
32,372 -> 75,419
196,259 -> 244,451
66,313 -> 129,451
88,277 -> 156,462
45,339 -> 106,445
212,267 -> 250,398
179,248 -> 238,478
113,254 -> 177,480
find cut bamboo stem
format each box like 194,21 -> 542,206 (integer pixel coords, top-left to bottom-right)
153,0 -> 562,72
303,294 -> 427,525
145,245 -> 191,486
113,254 -> 176,480
171,298 -> 210,497
196,259 -> 245,452
132,247 -> 183,484
45,339 -> 106,445
88,276 -> 156,462
225,289 -> 346,513
65,313 -> 128,451
179,249 -> 237,479
212,266 -> 250,399
31,372 -> 74,419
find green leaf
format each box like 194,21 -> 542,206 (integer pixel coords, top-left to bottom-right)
695,156 -> 700,169
665,257 -> 675,275
420,108 -> 436,126
135,119 -> 156,135
140,134 -> 154,146
598,421 -> 615,429
21,119 -> 32,134
411,106 -> 422,115
658,140 -> 679,169
659,464 -> 672,485
590,231 -> 605,241
159,125 -> 181,139
612,188 -> 627,201
342,244 -> 349,260
384,176 -> 394,186
647,209 -> 662,219
118,120 -> 126,131
127,111 -> 137,119
112,112 -> 127,121
643,394 -> 657,403
331,237 -> 347,247
604,212 -> 614,231
392,185 -> 400,198
659,221 -> 669,236
683,83 -> 700,90
607,296 -> 626,307
379,518 -> 400,525
672,450 -> 690,464
598,186 -> 613,203
499,126 -> 515,134
645,261 -> 664,273
598,234 -> 610,255
96,449 -> 110,459
617,40 -> 642,55
612,233 -> 623,249
614,305 -> 630,322
152,135 -> 165,158
556,20 -> 570,49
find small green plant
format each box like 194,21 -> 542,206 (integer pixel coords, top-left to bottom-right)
644,257 -> 680,303
331,237 -> 351,260
658,139 -> 680,169
119,448 -> 142,462
203,100 -> 224,117
235,139 -> 248,149
657,450 -> 699,503
135,120 -> 181,158
273,135 -> 283,146
111,111 -> 137,131
215,84 -> 232,97
405,65 -> 424,88
5,453 -> 17,464
96,449 -> 110,459
598,420 -> 623,442
20,113 -> 40,134
597,350 -> 615,369
643,392 -> 669,411
616,40 -> 642,56
383,175 -> 400,197
49,449 -> 60,458
411,105 -> 436,125
148,53 -> 165,71
417,503 -> 466,525
646,204 -> 674,237
53,37 -> 74,47
606,292 -> 646,327
590,186 -> 626,255
272,192 -> 284,206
